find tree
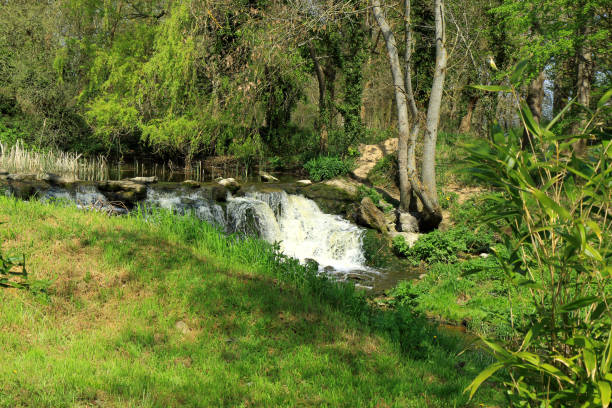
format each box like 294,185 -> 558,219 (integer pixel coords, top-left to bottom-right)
371,0 -> 445,230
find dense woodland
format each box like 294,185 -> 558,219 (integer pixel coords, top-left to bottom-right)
1,0 -> 609,158
1,1 -> 612,407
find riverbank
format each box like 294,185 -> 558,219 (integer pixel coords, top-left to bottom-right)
0,196 -> 502,407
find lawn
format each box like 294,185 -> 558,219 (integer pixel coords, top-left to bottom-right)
0,196 -> 500,407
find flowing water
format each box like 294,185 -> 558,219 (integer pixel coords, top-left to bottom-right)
145,188 -> 379,286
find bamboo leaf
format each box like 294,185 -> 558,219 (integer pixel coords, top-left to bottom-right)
470,84 -> 512,92
464,362 -> 504,399
530,188 -> 571,220
598,380 -> 611,408
511,60 -> 531,84
560,296 -> 600,313
598,89 -> 612,109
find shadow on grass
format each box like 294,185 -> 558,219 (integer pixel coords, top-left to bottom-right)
78,212 -> 498,406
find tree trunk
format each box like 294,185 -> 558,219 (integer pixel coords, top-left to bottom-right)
404,0 -> 419,211
371,0 -> 411,212
309,43 -> 329,152
572,41 -> 593,154
372,0 -> 442,225
521,70 -> 545,149
420,0 -> 446,228
459,95 -> 478,134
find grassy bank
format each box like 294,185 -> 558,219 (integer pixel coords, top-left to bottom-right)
0,196 -> 500,407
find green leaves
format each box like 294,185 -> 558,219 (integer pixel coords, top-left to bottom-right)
465,362 -> 504,399
470,84 -> 512,93
465,74 -> 611,406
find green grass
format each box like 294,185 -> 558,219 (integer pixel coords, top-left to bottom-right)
0,196 -> 502,407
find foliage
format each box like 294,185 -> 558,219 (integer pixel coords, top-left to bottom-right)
367,155 -> 398,188
357,185 -> 393,212
393,227 -> 491,265
438,190 -> 458,209
303,156 -> 351,182
464,82 -> 612,406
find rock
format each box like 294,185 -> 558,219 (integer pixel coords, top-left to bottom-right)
182,180 -> 200,188
301,177 -> 362,215
356,197 -> 389,234
175,320 -> 189,334
351,138 -> 398,181
218,178 -> 240,193
97,180 -> 147,205
130,176 -> 158,184
40,173 -> 78,187
6,173 -> 37,182
296,179 -> 312,186
259,171 -> 279,183
418,273 -> 427,280
398,211 -> 420,233
211,185 -> 228,202
346,273 -> 367,282
323,265 -> 336,275
480,253 -> 490,259
304,258 -> 319,270
390,231 -> 420,248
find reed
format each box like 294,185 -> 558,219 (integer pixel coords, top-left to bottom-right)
0,140 -> 108,181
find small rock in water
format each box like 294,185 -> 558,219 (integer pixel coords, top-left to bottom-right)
346,273 -> 367,282
259,171 -> 279,183
323,265 -> 336,275
130,176 -> 158,184
296,179 -> 312,186
304,258 -> 319,269
182,180 -> 200,188
218,178 -> 241,193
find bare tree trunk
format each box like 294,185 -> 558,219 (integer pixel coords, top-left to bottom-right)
372,0 -> 441,225
420,0 -> 446,228
572,42 -> 593,154
521,70 -> 545,149
404,0 -> 419,211
371,0 -> 411,212
309,43 -> 329,152
459,95 -> 478,134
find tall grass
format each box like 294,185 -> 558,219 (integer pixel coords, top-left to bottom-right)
0,140 -> 108,181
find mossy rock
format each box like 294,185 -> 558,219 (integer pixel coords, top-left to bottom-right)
300,178 -> 361,215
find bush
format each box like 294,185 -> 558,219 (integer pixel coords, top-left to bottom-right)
464,76 -> 612,406
303,156 -> 351,182
393,227 -> 491,265
357,186 -> 393,212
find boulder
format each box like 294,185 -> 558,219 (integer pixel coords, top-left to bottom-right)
211,185 -> 228,202
6,173 -> 37,182
259,171 -> 279,183
40,173 -> 78,187
351,138 -> 398,181
301,177 -> 362,215
356,197 -> 389,234
97,180 -> 147,205
398,211 -> 420,233
182,180 -> 200,188
218,178 -> 240,193
130,176 -> 158,184
296,179 -> 312,186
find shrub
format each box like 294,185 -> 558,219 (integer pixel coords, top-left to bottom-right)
393,227 -> 491,265
464,74 -> 612,406
357,185 -> 393,212
367,155 -> 398,188
303,156 -> 351,182
438,190 -> 459,209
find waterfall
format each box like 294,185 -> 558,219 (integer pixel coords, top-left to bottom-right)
144,188 -> 369,274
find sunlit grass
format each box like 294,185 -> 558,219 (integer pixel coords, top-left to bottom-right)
0,197 -> 502,407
